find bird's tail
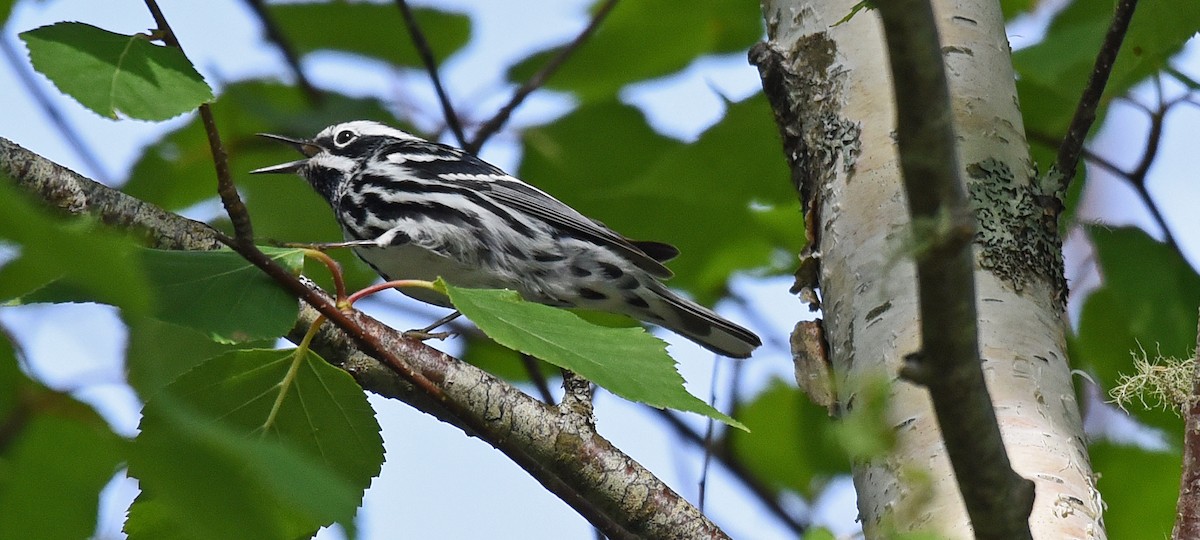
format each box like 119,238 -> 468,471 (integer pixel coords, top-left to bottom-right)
642,284 -> 761,358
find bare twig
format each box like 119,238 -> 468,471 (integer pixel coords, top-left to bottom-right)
0,38 -> 110,183
143,0 -> 254,246
242,0 -> 323,104
1125,89 -> 1182,253
1052,0 -> 1140,191
393,0 -> 466,148
521,353 -> 556,404
466,0 -> 619,154
874,0 -> 1034,537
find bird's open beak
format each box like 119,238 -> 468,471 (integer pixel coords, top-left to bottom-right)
249,133 -> 325,174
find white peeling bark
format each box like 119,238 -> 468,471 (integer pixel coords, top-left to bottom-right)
759,0 -> 1104,537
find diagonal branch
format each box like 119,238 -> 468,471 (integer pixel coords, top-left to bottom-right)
393,0 -> 467,148
873,0 -> 1035,538
0,136 -> 730,540
465,0 -> 619,154
1052,0 -> 1140,191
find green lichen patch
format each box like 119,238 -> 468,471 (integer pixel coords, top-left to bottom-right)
966,158 -> 1067,307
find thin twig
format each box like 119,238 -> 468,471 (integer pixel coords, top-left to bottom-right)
393,0 -> 466,148
0,38 -> 110,183
1052,0 -> 1140,191
143,0 -> 254,246
242,0 -> 322,104
466,0 -> 619,154
1171,310 -> 1200,539
1125,95 -> 1181,253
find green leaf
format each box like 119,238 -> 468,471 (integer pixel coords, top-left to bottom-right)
20,22 -> 212,121
520,96 -> 800,302
1090,442 -> 1179,539
139,247 -> 304,344
128,348 -> 383,539
124,315 -> 273,400
1076,227 -> 1200,432
507,0 -> 761,101
728,379 -> 849,496
0,180 -> 151,313
1014,0 -> 1200,137
269,3 -> 470,67
0,337 -> 125,540
442,281 -> 745,429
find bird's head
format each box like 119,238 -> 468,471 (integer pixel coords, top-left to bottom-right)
251,121 -> 423,201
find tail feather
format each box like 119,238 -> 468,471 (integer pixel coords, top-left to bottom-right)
644,285 -> 761,358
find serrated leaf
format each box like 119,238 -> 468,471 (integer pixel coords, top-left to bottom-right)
129,348 -> 383,539
442,281 -> 745,429
20,22 -> 212,121
139,247 -> 303,343
269,3 -> 470,67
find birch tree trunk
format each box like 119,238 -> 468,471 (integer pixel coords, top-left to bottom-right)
756,0 -> 1106,537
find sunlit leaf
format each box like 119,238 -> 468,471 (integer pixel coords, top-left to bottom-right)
443,281 -> 745,429
139,247 -> 304,343
20,22 -> 212,120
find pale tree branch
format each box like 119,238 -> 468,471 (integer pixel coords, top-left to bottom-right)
0,136 -> 730,540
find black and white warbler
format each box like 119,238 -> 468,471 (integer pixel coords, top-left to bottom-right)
251,121 -> 761,358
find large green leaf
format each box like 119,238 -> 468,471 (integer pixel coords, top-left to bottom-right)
520,96 -> 800,303
0,180 -> 151,313
269,3 -> 470,67
1076,227 -> 1200,432
128,348 -> 383,539
443,282 -> 745,429
507,0 -> 761,101
124,315 -> 273,400
1090,442 -> 1179,539
20,22 -> 212,121
727,379 -> 849,497
0,337 -> 125,540
139,247 -> 304,344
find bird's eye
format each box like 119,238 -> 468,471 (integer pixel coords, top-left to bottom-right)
334,130 -> 356,146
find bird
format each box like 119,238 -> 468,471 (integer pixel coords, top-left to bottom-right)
251,120 -> 761,358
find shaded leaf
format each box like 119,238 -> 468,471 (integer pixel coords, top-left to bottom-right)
0,180 -> 151,314
1076,227 -> 1199,432
139,247 -> 304,344
0,337 -> 125,540
124,315 -> 273,400
20,22 -> 212,120
443,281 -> 745,429
507,0 -> 761,101
728,379 -> 848,497
1090,442 -> 1178,539
128,348 -> 383,539
270,3 -> 470,67
520,97 -> 800,303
